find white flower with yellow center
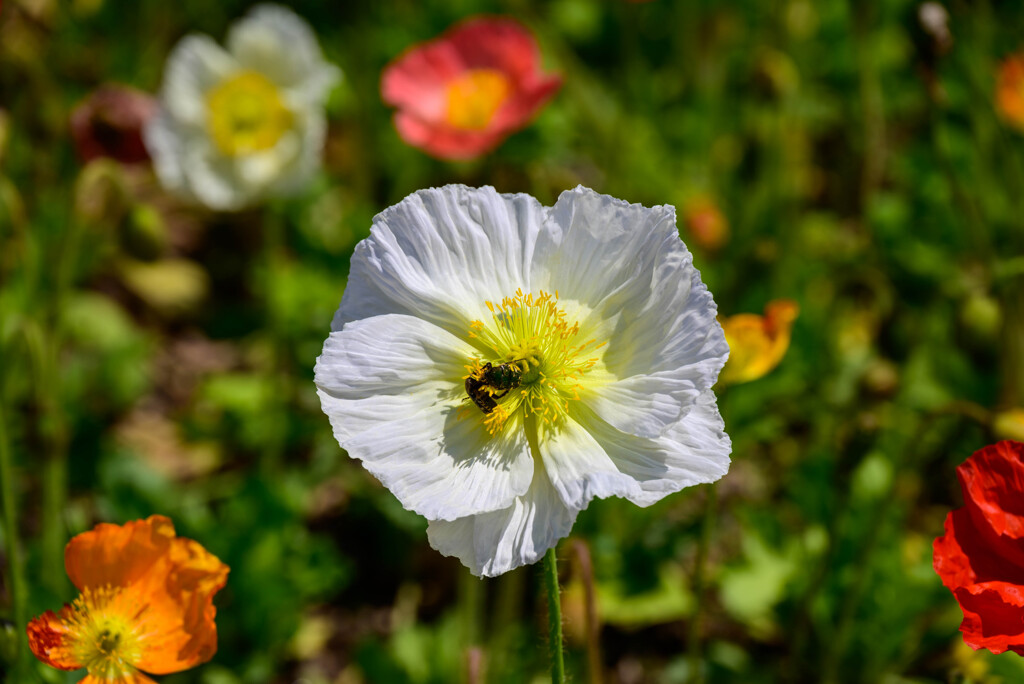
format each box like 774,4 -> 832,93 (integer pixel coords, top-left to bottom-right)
315,185 -> 731,577
145,4 -> 340,211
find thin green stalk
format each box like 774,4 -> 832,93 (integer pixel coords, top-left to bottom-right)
0,401 -> 28,668
260,209 -> 288,474
543,546 -> 566,684
687,483 -> 717,684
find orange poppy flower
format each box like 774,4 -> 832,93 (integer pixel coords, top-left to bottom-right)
718,300 -> 799,385
997,53 -> 1024,130
381,17 -> 562,160
27,515 -> 229,684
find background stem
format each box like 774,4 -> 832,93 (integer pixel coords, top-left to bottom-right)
543,546 -> 566,684
688,483 -> 717,684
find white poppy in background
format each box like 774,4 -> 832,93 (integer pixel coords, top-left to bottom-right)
315,185 -> 731,577
144,4 -> 340,211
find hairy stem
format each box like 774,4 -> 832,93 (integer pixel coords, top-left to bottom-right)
543,546 -> 566,684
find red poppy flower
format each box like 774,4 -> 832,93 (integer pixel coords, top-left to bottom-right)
933,440 -> 1024,655
28,516 -> 229,683
71,85 -> 158,165
381,17 -> 562,160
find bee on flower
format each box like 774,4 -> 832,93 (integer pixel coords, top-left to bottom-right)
27,515 -> 229,683
144,4 -> 340,211
315,185 -> 731,577
381,17 -> 562,161
717,300 -> 799,385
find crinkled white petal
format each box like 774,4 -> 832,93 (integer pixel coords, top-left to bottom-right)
539,416 -> 644,511
143,112 -> 188,199
235,130 -> 302,189
537,186 -> 728,437
574,390 -> 731,507
426,458 -> 577,577
161,35 -> 237,126
315,314 -> 534,521
227,4 -> 341,106
182,138 -> 251,211
267,109 -> 325,197
333,186 -> 546,335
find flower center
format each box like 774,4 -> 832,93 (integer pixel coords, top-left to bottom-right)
206,71 -> 293,156
444,69 -> 510,131
465,290 -> 606,434
66,586 -> 144,679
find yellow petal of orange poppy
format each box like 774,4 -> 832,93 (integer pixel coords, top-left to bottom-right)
718,300 -> 799,385
81,673 -> 158,684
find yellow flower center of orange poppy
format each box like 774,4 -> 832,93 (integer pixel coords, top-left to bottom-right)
465,290 -> 606,434
66,585 -> 144,679
444,69 -> 511,131
206,71 -> 293,156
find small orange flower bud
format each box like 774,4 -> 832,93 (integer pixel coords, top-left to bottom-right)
683,197 -> 729,251
997,53 -> 1024,130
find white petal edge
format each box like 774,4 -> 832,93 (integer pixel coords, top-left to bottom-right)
426,457 -> 577,577
315,314 -> 534,521
537,186 -> 728,438
332,186 -> 546,336
227,3 -> 341,106
576,390 -> 731,507
161,34 -> 237,126
143,112 -> 190,201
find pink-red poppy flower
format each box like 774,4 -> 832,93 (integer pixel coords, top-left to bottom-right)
933,441 -> 1024,655
381,17 -> 562,160
28,516 -> 229,683
71,85 -> 158,165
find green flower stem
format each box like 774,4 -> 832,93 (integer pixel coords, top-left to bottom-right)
0,401 -> 26,664
687,483 -> 717,684
543,546 -> 566,684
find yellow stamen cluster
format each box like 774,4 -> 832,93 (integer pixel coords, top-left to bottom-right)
66,585 -> 144,679
445,69 -> 510,130
465,290 -> 605,435
206,71 -> 293,156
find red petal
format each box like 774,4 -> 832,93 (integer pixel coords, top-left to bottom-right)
955,582 -> 1024,655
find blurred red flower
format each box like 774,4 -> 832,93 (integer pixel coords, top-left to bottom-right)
71,85 -> 157,164
933,440 -> 1024,655
381,17 -> 562,160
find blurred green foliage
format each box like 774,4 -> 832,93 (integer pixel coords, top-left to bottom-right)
2,0 -> 1024,682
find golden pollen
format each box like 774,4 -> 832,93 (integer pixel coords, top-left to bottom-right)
66,585 -> 144,680
444,69 -> 510,130
206,71 -> 293,156
465,290 -> 606,435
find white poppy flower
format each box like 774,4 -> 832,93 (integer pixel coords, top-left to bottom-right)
144,4 -> 340,211
315,185 -> 731,577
